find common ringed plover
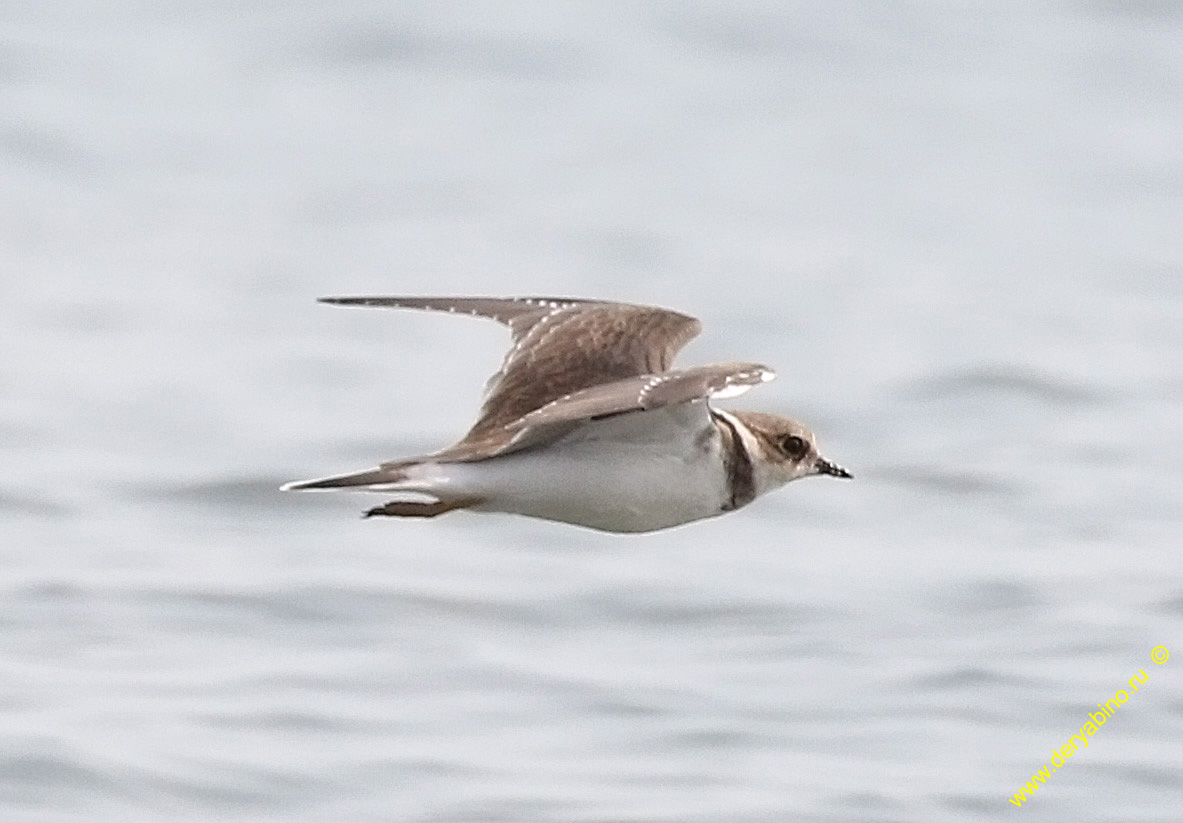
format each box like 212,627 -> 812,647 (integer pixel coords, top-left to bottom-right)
283,297 -> 851,533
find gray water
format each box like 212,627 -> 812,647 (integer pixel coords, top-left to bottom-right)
3,2 -> 1182,821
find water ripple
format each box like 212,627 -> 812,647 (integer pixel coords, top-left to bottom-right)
901,367 -> 1110,407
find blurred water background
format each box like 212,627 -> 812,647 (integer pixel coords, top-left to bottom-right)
3,2 -> 1182,821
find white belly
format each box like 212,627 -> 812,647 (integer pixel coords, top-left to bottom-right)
438,404 -> 729,533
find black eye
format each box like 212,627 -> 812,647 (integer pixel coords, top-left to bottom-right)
780,435 -> 808,459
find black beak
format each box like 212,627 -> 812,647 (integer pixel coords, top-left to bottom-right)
815,457 -> 853,479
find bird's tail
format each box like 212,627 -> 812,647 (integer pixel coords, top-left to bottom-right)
283,459 -> 484,520
280,460 -> 423,492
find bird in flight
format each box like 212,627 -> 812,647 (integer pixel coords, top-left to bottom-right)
283,297 -> 851,533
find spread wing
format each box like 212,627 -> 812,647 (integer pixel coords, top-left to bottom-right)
319,294 -> 703,440
426,362 -> 776,462
509,362 -> 775,430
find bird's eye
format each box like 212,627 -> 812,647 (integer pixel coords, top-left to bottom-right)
780,435 -> 808,459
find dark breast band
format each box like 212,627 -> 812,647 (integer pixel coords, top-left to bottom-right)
711,410 -> 757,511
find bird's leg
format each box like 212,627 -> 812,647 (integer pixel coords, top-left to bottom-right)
363,498 -> 479,519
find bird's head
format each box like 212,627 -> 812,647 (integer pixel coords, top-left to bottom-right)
727,410 -> 852,492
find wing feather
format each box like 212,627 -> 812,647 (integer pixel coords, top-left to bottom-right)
320,295 -> 703,444
417,362 -> 774,463
509,362 -> 775,430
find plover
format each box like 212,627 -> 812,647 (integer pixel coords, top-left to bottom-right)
283,297 -> 851,533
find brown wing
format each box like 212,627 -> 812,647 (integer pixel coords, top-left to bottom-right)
509,362 -> 774,430
320,295 -> 703,446
428,362 -> 775,462
318,296 -> 602,343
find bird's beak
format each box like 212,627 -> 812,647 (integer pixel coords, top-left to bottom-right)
815,457 -> 853,479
